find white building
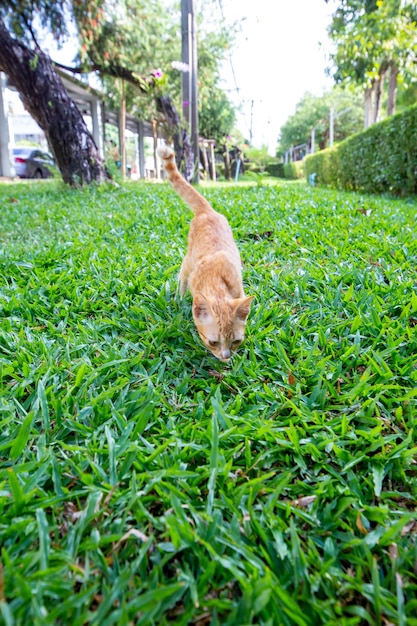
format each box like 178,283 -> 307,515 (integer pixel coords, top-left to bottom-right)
0,70 -> 160,179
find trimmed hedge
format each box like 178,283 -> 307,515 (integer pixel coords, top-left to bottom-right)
283,161 -> 304,180
304,103 -> 417,195
265,161 -> 285,178
242,160 -> 303,180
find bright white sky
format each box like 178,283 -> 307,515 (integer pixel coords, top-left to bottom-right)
218,0 -> 336,153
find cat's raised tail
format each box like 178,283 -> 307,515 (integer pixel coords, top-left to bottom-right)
157,145 -> 212,216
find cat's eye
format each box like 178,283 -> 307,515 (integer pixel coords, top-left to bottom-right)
208,340 -> 219,347
232,339 -> 242,347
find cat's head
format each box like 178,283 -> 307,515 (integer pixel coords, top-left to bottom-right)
192,293 -> 254,362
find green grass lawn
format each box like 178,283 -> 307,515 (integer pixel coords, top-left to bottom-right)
0,179 -> 416,625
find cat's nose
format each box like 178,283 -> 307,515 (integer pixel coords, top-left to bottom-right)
221,349 -> 231,360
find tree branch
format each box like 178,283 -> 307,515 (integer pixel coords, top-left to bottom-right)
51,57 -> 194,180
52,59 -> 153,95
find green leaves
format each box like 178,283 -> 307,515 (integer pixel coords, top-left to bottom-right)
9,411 -> 35,460
0,179 -> 416,624
278,86 -> 364,156
328,0 -> 417,94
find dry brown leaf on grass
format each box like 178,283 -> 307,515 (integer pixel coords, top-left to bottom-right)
356,512 -> 368,535
389,543 -> 398,561
209,369 -> 224,381
113,528 -> 149,551
291,495 -> 317,507
401,519 -> 417,536
288,371 -> 296,386
356,207 -> 372,216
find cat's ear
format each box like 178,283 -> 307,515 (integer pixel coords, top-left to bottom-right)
193,293 -> 212,320
234,296 -> 254,321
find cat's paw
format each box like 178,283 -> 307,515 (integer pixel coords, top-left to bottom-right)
157,144 -> 174,161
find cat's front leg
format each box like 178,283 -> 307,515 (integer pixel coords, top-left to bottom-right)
178,254 -> 192,297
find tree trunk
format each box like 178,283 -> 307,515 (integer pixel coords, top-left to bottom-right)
372,63 -> 387,125
372,77 -> 383,124
387,61 -> 398,116
224,144 -> 231,181
120,79 -> 126,179
208,141 -> 216,182
200,140 -> 209,179
364,86 -> 373,128
156,94 -> 194,181
151,118 -> 159,179
0,18 -> 108,185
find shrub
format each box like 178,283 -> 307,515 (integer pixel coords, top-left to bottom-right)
304,103 -> 417,194
215,162 -> 226,179
244,145 -> 270,172
245,161 -> 263,174
265,161 -> 284,178
304,147 -> 341,187
283,161 -> 303,180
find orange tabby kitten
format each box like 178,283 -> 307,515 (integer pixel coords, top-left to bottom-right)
157,144 -> 253,362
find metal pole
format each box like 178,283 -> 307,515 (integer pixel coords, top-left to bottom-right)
90,99 -> 103,158
138,120 -> 145,179
249,100 -> 254,145
329,106 -> 334,147
181,0 -> 199,182
190,2 -> 199,182
181,0 -> 190,124
234,158 -> 241,182
120,79 -> 126,178
0,72 -> 15,176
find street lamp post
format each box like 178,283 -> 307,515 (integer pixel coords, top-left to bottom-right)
181,0 -> 199,182
329,106 -> 352,147
311,126 -> 316,154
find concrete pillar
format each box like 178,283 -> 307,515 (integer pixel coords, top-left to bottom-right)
101,100 -> 107,149
311,127 -> 315,154
0,73 -> 15,177
134,132 -> 139,180
90,99 -> 104,158
138,121 -> 145,179
209,140 -> 216,182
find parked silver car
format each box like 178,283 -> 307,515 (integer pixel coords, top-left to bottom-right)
13,147 -> 56,179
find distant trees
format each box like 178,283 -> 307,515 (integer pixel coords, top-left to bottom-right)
326,0 -> 417,126
277,88 -> 364,158
279,1 -> 417,160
